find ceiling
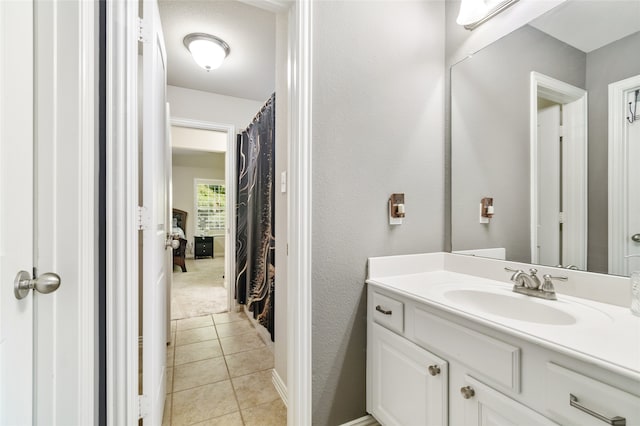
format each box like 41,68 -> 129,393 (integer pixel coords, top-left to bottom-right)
530,0 -> 640,53
158,0 -> 276,102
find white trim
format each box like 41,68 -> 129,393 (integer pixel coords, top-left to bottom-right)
608,74 -> 640,275
272,369 -> 288,407
286,1 -> 313,425
339,415 -> 379,426
77,0 -> 97,422
530,72 -> 587,269
170,117 -> 237,312
106,0 -> 140,423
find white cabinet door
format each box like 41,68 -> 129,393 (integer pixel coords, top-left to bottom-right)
461,376 -> 558,426
369,323 -> 448,426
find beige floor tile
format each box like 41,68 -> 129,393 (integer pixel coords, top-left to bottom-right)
225,346 -> 274,378
176,326 -> 217,346
215,319 -> 255,338
173,357 -> 229,392
241,398 -> 286,426
167,366 -> 173,394
232,369 -> 280,409
191,411 -> 244,426
212,311 -> 247,325
176,315 -> 213,331
162,393 -> 172,426
219,332 -> 265,355
174,339 -> 223,366
171,320 -> 177,333
171,381 -> 239,426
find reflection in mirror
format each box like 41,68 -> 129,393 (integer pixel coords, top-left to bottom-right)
451,0 -> 640,276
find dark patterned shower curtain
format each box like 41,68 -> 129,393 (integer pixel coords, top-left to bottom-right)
235,93 -> 276,341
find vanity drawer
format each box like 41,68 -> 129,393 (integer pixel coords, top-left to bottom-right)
414,308 -> 520,393
545,362 -> 640,425
372,291 -> 404,334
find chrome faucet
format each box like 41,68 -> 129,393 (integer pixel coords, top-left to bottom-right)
504,267 -> 567,300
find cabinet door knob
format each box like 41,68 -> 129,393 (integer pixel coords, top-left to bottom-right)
460,386 -> 475,399
428,365 -> 440,376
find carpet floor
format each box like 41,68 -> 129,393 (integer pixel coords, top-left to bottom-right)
171,257 -> 228,319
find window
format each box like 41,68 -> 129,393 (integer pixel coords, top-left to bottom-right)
195,179 -> 226,235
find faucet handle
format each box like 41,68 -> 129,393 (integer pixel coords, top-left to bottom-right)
541,274 -> 568,292
504,267 -> 525,286
529,268 -> 538,276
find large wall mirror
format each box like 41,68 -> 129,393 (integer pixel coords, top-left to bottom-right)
451,0 -> 640,276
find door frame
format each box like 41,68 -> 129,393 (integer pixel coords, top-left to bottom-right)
172,118 -> 237,313
530,72 -> 588,268
106,1 -> 314,425
608,74 -> 640,276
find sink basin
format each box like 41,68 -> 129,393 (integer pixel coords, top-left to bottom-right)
444,289 -> 577,325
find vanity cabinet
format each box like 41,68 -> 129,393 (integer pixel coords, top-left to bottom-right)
366,285 -> 640,426
368,322 -> 448,426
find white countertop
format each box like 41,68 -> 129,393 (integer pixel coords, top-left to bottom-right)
367,253 -> 640,382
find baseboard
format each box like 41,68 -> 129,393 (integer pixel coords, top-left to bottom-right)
339,415 -> 379,426
271,369 -> 288,407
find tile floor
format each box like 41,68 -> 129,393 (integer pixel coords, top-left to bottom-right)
163,311 -> 286,426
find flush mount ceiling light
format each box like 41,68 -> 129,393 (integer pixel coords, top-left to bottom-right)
183,33 -> 230,71
457,0 -> 520,30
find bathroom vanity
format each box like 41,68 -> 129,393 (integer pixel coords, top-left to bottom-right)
366,253 -> 640,425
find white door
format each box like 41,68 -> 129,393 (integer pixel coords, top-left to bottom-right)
626,87 -> 640,273
141,0 -> 169,423
0,1 -> 36,423
537,103 -> 562,267
1,1 -> 95,423
609,75 -> 640,275
368,323 -> 448,425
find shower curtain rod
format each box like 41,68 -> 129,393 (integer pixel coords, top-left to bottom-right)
243,92 -> 275,132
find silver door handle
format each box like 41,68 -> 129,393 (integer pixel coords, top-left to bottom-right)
14,270 -> 61,300
569,394 -> 626,425
631,234 -> 640,243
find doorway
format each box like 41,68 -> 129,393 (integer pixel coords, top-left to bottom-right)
170,123 -> 233,320
530,72 -> 588,269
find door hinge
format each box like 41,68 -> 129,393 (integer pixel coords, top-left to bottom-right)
138,394 -> 149,419
559,211 -> 565,223
137,17 -> 151,43
137,206 -> 150,230
558,124 -> 564,138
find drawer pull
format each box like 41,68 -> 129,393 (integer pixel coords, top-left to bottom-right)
460,386 -> 475,399
375,305 -> 392,315
428,365 -> 440,376
569,394 -> 626,426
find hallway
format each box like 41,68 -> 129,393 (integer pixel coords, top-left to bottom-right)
163,302 -> 285,425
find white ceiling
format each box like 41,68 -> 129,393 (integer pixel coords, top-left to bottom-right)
158,0 -> 276,102
530,0 -> 640,53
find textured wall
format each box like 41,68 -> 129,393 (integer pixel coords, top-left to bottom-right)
167,85 -> 263,131
311,1 -> 445,424
273,11 -> 289,387
585,31 -> 640,273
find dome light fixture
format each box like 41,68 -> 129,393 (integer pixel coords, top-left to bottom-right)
183,33 -> 230,71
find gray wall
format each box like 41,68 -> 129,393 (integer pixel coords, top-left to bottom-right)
585,31 -> 640,273
451,25 -> 585,263
311,1 -> 445,424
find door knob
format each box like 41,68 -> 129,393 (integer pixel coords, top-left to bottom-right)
632,234 -> 640,243
428,365 -> 441,376
460,385 -> 475,399
14,270 -> 61,300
